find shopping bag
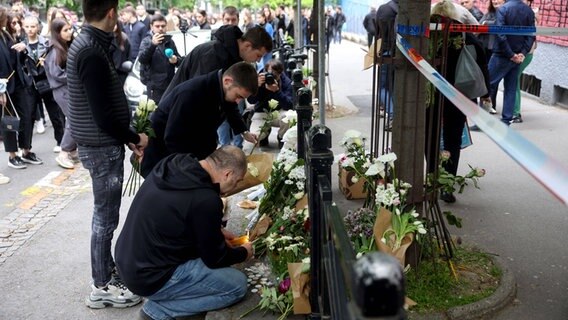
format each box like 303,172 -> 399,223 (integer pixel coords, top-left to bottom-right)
454,44 -> 487,99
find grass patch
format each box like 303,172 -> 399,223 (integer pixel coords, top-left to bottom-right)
406,245 -> 501,314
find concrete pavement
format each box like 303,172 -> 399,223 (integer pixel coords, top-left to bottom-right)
1,39 -> 567,319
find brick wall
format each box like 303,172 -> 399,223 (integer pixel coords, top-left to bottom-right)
475,0 -> 568,47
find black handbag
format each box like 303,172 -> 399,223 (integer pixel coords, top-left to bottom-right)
1,93 -> 20,133
33,78 -> 52,95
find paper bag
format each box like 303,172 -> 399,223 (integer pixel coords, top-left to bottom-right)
338,163 -> 367,200
228,153 -> 274,196
373,207 -> 414,267
249,214 -> 272,241
288,263 -> 311,314
362,38 -> 382,70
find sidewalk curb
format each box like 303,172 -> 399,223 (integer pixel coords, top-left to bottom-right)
409,254 -> 516,320
446,255 -> 516,320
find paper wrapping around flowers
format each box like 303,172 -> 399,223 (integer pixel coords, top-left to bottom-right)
338,163 -> 367,200
373,207 -> 414,267
288,263 -> 311,314
227,153 -> 274,196
249,214 -> 272,241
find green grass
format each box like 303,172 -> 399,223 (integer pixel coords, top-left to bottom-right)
405,246 -> 500,313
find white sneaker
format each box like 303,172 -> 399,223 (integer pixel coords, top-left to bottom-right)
53,146 -> 61,153
35,120 -> 46,134
85,279 -> 142,309
0,174 -> 10,185
56,154 -> 74,169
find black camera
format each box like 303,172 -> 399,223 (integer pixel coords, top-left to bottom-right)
179,18 -> 190,33
264,72 -> 276,85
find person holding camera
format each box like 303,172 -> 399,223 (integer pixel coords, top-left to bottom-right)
248,59 -> 293,148
138,14 -> 182,104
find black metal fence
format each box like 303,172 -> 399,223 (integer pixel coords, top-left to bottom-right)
296,91 -> 406,319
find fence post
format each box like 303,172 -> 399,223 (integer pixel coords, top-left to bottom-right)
306,124 -> 333,318
296,87 -> 313,160
353,252 -> 406,318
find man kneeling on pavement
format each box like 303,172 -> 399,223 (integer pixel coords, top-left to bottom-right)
115,146 -> 254,319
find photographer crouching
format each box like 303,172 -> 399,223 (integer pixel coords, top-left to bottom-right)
248,59 -> 293,149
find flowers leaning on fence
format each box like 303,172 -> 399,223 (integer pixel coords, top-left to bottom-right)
123,95 -> 157,196
364,153 -> 427,266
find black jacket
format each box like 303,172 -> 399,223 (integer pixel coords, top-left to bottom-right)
377,0 -> 398,55
141,70 -> 246,177
67,25 -> 139,147
116,153 -> 248,297
363,9 -> 377,35
123,20 -> 147,61
0,31 -> 32,94
162,25 -> 243,99
138,31 -> 182,90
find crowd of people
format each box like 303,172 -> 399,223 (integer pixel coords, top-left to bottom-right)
0,0 -> 315,318
364,0 -> 536,204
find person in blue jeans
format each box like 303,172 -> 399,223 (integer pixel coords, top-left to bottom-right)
115,146 -> 253,319
67,0 -> 148,308
488,0 -> 535,125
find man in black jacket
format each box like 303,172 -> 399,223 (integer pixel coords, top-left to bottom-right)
116,146 -> 253,319
67,0 -> 147,309
362,6 -> 377,47
138,14 -> 182,103
162,25 -> 272,99
122,6 -> 146,61
140,62 -> 258,177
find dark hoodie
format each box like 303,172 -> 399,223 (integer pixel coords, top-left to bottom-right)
161,25 -> 243,99
115,153 -> 248,297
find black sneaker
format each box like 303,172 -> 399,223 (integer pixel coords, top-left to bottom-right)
440,191 -> 456,203
21,152 -> 43,165
8,156 -> 27,169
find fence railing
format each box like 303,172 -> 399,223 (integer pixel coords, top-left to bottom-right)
296,91 -> 406,319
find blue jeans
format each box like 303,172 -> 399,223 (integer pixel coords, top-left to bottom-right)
488,55 -> 520,124
78,145 -> 125,287
379,58 -> 395,119
217,101 -> 245,148
142,258 -> 247,319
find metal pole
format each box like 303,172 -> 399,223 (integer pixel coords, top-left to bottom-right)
295,0 -> 302,49
317,0 -> 325,125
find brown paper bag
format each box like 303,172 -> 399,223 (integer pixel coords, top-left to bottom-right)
373,207 -> 414,267
362,38 -> 383,70
338,163 -> 367,200
227,153 -> 274,196
294,194 -> 308,211
249,214 -> 272,241
288,263 -> 311,314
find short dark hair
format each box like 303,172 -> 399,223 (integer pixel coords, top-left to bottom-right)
198,9 -> 207,17
207,145 -> 247,177
82,0 -> 117,22
241,26 -> 273,52
223,62 -> 259,96
223,6 -> 239,18
266,59 -> 284,75
150,14 -> 166,24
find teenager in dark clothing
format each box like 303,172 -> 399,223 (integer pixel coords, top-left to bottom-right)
162,25 -> 272,99
140,62 -> 258,177
116,146 -> 253,319
122,6 -> 146,61
363,6 -> 377,47
67,0 -> 147,309
137,14 -> 182,104
0,7 -> 43,169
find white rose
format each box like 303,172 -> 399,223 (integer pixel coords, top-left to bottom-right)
268,99 -> 279,110
146,99 -> 157,112
351,176 -> 359,183
294,192 -> 304,200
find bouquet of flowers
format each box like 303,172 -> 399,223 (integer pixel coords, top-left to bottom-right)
364,153 -> 427,266
123,95 -> 156,196
344,207 -> 377,258
258,148 -> 306,219
258,99 -> 281,141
